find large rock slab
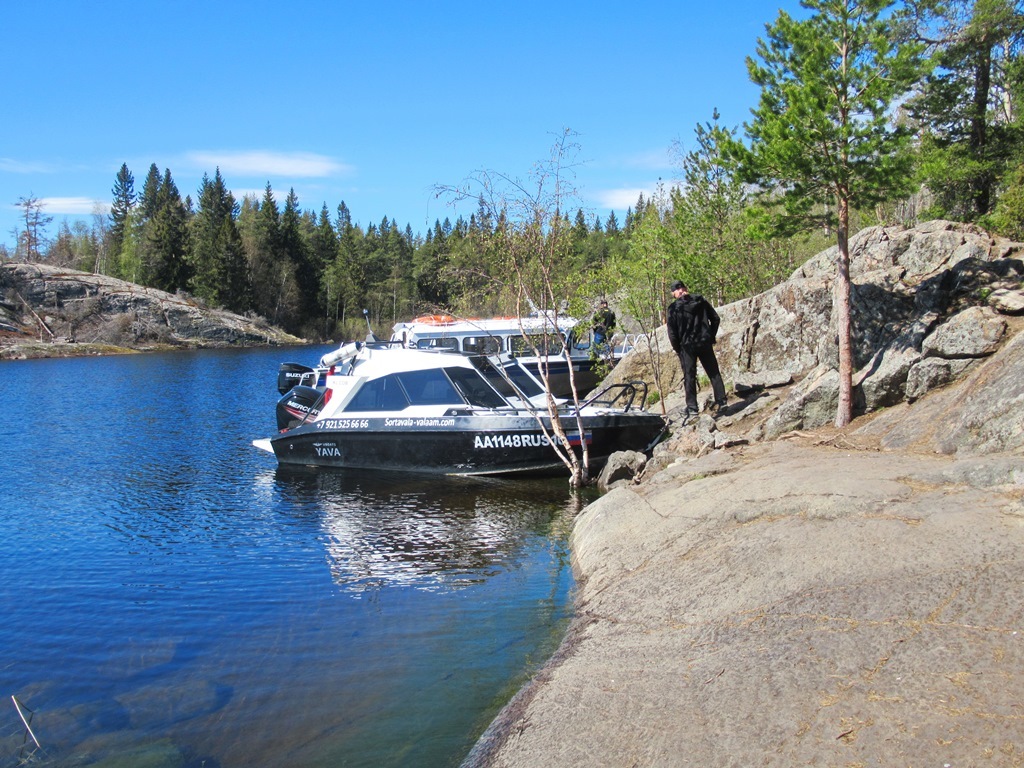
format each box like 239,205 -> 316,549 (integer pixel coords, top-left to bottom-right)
858,323 -> 1024,456
604,221 -> 1024,437
468,441 -> 1024,767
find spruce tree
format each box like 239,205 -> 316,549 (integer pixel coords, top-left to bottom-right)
138,164 -> 162,220
190,169 -> 249,311
109,163 -> 135,265
281,188 -> 319,331
248,184 -> 298,327
311,204 -> 338,336
147,169 -> 191,293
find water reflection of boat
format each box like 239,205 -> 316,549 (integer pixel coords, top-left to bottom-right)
269,466 -> 582,593
255,340 -> 665,477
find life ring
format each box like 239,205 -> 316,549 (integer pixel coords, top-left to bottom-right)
412,314 -> 457,326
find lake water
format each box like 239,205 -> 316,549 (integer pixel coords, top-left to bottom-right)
0,346 -> 580,767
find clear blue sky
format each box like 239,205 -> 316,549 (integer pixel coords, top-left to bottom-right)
1,1 -> 799,252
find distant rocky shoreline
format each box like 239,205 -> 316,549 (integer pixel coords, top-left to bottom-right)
0,262 -> 306,361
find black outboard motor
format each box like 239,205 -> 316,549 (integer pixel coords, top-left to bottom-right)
277,362 -> 315,395
276,386 -> 324,431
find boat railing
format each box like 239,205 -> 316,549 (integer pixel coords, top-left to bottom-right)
616,333 -> 647,356
578,380 -> 649,413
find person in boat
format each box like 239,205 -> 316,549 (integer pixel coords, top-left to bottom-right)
592,300 -> 616,348
667,280 -> 727,418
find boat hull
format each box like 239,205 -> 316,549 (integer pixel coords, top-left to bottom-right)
267,412 -> 664,476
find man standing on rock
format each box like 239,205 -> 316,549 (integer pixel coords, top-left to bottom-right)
592,299 -> 616,347
667,280 -> 727,418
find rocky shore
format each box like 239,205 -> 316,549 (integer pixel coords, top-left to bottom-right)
0,262 -> 305,360
468,221 -> 1024,767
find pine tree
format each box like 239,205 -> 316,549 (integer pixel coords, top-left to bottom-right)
14,195 -> 53,261
324,200 -> 363,336
909,0 -> 1024,219
740,0 -> 926,427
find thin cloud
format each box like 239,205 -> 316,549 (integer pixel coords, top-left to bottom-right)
593,188 -> 655,211
590,148 -> 674,173
185,150 -> 353,178
621,148 -> 674,172
0,158 -> 59,174
39,197 -> 109,215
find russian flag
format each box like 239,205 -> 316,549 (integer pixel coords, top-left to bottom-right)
566,432 -> 592,446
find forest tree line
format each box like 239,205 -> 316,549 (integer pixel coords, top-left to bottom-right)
6,0 -> 1024,344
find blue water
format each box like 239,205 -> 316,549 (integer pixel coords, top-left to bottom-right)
0,347 -> 579,767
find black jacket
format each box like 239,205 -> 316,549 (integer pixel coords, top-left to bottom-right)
667,293 -> 720,353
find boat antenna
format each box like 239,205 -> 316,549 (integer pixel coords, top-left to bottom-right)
362,308 -> 381,342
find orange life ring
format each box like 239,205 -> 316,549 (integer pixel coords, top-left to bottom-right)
412,314 -> 457,326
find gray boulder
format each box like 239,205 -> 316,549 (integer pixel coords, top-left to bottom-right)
921,305 -> 1007,359
733,369 -> 793,395
989,287 -> 1024,314
763,366 -> 840,439
597,450 -> 647,492
859,328 -> 1024,456
904,357 -> 975,402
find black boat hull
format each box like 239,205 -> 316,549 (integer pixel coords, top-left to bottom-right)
268,412 -> 664,476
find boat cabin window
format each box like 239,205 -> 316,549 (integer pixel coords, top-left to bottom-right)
343,375 -> 409,412
342,369 -> 464,411
509,333 -> 566,357
444,366 -> 507,409
462,335 -> 502,355
395,369 -> 462,405
415,337 -> 458,351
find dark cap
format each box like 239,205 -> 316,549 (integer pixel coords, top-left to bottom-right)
670,280 -> 685,291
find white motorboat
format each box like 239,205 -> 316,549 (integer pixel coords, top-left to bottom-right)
255,340 -> 665,476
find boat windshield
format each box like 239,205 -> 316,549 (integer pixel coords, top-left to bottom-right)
470,357 -> 543,399
444,366 -> 507,409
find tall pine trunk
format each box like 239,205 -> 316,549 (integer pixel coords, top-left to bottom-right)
835,196 -> 853,428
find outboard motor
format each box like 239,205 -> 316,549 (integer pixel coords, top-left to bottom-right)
277,362 -> 315,395
276,385 -> 324,431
